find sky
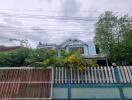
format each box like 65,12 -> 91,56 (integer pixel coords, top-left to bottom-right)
0,0 -> 132,48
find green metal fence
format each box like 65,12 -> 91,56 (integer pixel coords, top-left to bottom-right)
53,66 -> 132,100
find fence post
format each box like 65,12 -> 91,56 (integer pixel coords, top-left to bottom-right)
114,66 -> 125,99
68,68 -> 71,99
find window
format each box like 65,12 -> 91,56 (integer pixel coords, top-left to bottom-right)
69,47 -> 84,54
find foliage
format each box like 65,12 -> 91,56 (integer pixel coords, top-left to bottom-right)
0,48 -> 97,69
95,11 -> 117,56
53,50 -> 97,71
0,48 -> 30,67
25,48 -> 58,67
25,49 -> 97,70
95,11 -> 132,65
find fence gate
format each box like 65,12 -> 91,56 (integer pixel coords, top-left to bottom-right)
0,67 -> 53,100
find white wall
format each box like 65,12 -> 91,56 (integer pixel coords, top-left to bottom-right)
88,41 -> 97,55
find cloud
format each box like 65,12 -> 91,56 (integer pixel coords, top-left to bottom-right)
4,18 -> 23,26
0,0 -> 132,48
61,0 -> 81,16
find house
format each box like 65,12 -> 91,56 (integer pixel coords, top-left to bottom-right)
37,39 -> 109,65
37,38 -> 97,56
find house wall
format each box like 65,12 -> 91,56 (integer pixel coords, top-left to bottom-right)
88,41 -> 97,55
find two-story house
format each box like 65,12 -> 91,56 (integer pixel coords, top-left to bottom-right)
37,38 -> 97,56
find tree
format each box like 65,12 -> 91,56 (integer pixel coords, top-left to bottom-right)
95,11 -> 132,65
95,11 -> 117,57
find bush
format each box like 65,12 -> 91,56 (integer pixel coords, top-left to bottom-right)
53,50 -> 98,71
25,48 -> 58,67
0,48 -> 98,69
0,48 -> 30,67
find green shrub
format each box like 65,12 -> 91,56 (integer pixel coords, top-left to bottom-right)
0,48 -> 98,69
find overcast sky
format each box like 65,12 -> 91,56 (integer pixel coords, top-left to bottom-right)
0,0 -> 132,48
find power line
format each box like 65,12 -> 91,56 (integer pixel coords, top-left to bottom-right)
0,29 -> 95,34
0,12 -> 131,18
0,9 -> 132,14
0,15 -> 131,22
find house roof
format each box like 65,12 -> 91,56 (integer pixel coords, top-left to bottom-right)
59,38 -> 88,48
82,54 -> 107,60
0,45 -> 22,51
0,67 -> 52,99
37,43 -> 57,49
37,38 -> 88,49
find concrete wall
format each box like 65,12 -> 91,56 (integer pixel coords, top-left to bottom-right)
52,87 -> 121,99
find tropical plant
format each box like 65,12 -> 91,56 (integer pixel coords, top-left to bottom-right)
0,48 -> 98,68
53,50 -> 97,71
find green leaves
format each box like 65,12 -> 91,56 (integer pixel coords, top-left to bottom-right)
0,48 -> 30,67
25,48 -> 58,67
0,48 -> 98,68
95,11 -> 132,65
95,11 -> 117,56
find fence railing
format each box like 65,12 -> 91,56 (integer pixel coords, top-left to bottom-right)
117,66 -> 132,83
54,66 -> 132,84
